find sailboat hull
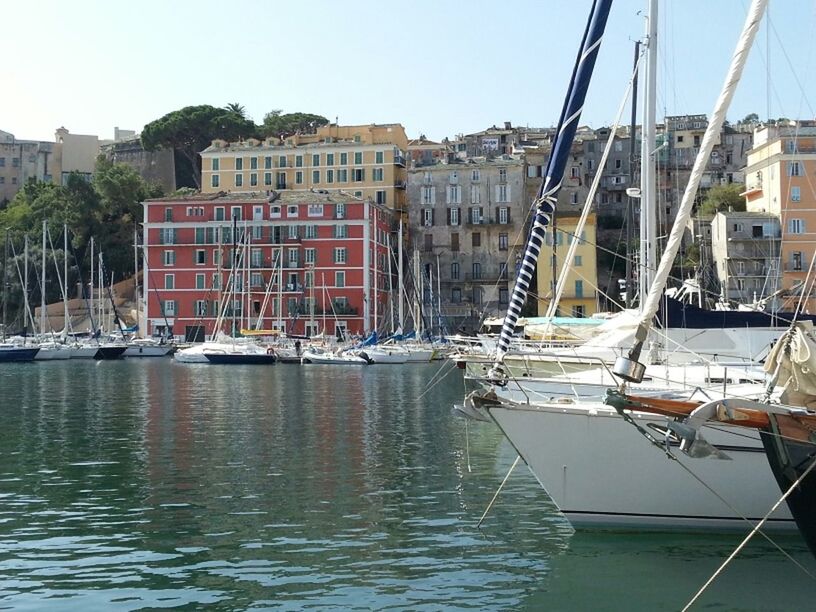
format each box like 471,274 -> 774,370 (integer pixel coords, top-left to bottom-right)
487,401 -> 796,531
0,347 -> 39,362
204,353 -> 277,365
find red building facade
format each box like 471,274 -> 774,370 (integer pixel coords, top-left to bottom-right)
142,191 -> 394,341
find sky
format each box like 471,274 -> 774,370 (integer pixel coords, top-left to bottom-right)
3,0 -> 816,144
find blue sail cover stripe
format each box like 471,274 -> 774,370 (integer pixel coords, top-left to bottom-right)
495,0 -> 613,360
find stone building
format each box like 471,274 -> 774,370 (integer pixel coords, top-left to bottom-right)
102,137 -> 176,193
0,130 -> 60,203
406,157 -> 525,332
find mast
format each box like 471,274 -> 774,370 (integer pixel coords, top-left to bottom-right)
436,253 -> 442,336
133,228 -> 139,337
490,0 -> 613,374
625,40 -> 641,309
2,229 -> 7,342
42,221 -> 47,336
23,234 -> 29,341
614,0 -> 767,383
398,219 -> 404,332
89,236 -> 95,331
387,234 -> 395,334
63,225 -> 69,335
231,212 -> 237,337
373,232 -> 379,335
639,0 -> 658,307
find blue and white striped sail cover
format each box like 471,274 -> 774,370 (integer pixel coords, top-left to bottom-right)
493,0 -> 613,365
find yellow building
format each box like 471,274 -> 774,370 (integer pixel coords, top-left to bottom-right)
743,122 -> 816,312
200,123 -> 408,213
536,212 -> 598,317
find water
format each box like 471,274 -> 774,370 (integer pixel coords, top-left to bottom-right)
0,360 -> 813,610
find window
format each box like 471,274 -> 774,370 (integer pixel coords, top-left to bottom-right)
164,274 -> 175,290
164,207 -> 173,221
421,186 -> 436,205
235,174 -> 243,187
338,169 -> 348,182
423,233 -> 433,251
305,225 -> 318,239
472,232 -> 481,248
288,224 -> 299,239
449,207 -> 460,226
792,186 -> 801,202
452,287 -> 462,303
789,162 -> 803,177
250,173 -> 258,186
793,251 -> 804,271
470,184 -> 480,204
736,261 -> 746,274
353,168 -> 365,182
423,208 -> 434,227
375,190 -> 386,205
472,262 -> 481,280
496,184 -> 509,202
231,206 -> 242,220
195,273 -> 206,289
471,169 -> 480,181
308,204 -> 323,217
163,300 -> 176,316
250,157 -> 258,170
163,250 -> 175,266
327,153 -> 335,166
574,255 -> 583,267
326,169 -> 334,183
373,168 -> 384,181
270,205 -> 281,218
354,152 -> 363,164
333,247 -> 347,264
447,185 -> 461,204
251,273 -> 263,288
211,174 -> 220,188
575,280 -> 584,298
572,305 -> 585,318
312,170 -> 320,184
312,154 -> 320,167
236,158 -> 243,170
335,271 -> 345,287
677,135 -> 684,144
340,152 -> 348,165
212,273 -> 222,289
288,248 -> 299,264
305,248 -> 316,264
451,233 -> 459,252
789,219 -> 805,234
334,225 -> 348,238
499,288 -> 509,304
264,172 -> 272,186
733,222 -> 744,233
296,155 -> 303,167
195,300 -> 208,317
195,249 -> 206,265
469,207 -> 483,224
498,207 -> 509,224
296,171 -> 304,184
499,233 -> 508,251
375,151 -> 384,164
614,159 -> 622,170
276,172 -> 286,189
161,228 -> 176,245
279,155 -> 287,168
499,168 -> 507,182
335,203 -> 345,219
264,156 -> 272,169
451,262 -> 460,280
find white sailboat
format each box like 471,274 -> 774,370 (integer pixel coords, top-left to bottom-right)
475,0 -> 791,530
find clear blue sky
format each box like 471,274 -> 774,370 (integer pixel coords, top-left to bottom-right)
3,0 -> 814,143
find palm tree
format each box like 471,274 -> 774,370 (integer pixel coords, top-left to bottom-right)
224,102 -> 246,118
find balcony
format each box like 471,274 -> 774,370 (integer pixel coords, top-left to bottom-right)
394,155 -> 406,167
465,217 -> 506,227
395,180 -> 407,190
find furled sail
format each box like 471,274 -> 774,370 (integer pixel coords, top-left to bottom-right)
491,0 -> 613,375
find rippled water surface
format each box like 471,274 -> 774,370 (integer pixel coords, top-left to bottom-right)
0,360 -> 814,610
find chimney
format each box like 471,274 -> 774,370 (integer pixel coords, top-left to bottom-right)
504,121 -> 512,130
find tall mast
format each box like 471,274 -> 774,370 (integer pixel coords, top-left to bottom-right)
436,253 -> 442,336
2,229 -> 7,342
89,236 -> 95,329
397,219 -> 404,332
639,0 -> 658,306
63,225 -> 69,335
231,212 -> 237,336
373,228 -> 379,335
23,234 -> 29,341
133,228 -> 139,337
625,40 -> 641,309
387,234 -> 395,334
41,221 -> 47,336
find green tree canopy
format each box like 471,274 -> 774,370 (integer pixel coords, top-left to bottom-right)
699,184 -> 746,216
141,104 -> 256,189
741,112 -> 759,124
261,111 -> 329,139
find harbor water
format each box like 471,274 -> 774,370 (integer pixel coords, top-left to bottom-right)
0,360 -> 814,610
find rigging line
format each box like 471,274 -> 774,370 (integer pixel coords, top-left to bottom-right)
477,455 -> 521,529
417,359 -> 461,401
683,454 -> 816,611
418,357 -> 457,397
8,238 -> 36,334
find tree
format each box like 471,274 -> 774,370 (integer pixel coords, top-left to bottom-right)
224,102 -> 246,118
261,111 -> 329,139
699,184 -> 745,216
141,104 -> 257,189
741,112 -> 759,124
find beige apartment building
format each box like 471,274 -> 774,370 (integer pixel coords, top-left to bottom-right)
200,123 -> 408,214
744,122 -> 816,312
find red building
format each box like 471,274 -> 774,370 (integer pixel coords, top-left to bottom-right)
142,191 -> 394,341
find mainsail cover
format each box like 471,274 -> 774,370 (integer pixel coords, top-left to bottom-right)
766,321 -> 816,409
492,0 -> 613,371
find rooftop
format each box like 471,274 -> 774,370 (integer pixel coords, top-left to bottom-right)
145,189 -> 366,205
